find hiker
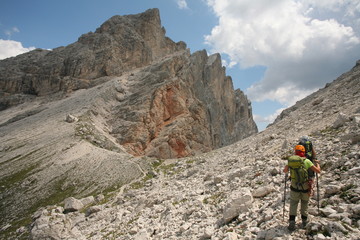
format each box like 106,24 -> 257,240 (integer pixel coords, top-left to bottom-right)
283,145 -> 321,231
299,136 -> 317,174
299,136 -> 317,196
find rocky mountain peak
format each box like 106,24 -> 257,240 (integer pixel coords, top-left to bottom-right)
0,8 -> 186,108
94,8 -> 161,36
0,8 -> 257,160
0,9 -> 259,238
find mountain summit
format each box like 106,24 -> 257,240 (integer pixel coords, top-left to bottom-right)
0,8 -> 257,238
0,8 -> 257,159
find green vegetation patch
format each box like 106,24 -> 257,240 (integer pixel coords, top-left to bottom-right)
203,192 -> 225,205
185,158 -> 197,165
0,176 -> 77,240
128,173 -> 155,190
172,198 -> 188,206
0,163 -> 40,194
319,126 -> 342,135
151,159 -> 164,169
158,163 -> 178,175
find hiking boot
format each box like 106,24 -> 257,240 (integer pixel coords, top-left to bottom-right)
288,220 -> 296,231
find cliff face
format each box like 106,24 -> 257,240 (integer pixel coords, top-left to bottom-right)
0,8 -> 257,159
108,50 -> 257,159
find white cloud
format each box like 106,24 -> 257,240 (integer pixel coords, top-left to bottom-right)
254,107 -> 285,124
221,59 -> 237,68
0,39 -> 35,60
5,26 -> 20,38
176,0 -> 188,10
301,0 -> 360,16
205,0 -> 360,108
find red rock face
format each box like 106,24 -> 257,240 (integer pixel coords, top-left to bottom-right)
115,80 -> 207,159
147,84 -> 192,158
108,50 -> 257,159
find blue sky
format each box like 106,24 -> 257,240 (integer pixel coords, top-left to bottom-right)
1,0 -> 359,131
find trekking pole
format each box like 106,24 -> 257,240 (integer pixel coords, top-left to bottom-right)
316,172 -> 320,214
283,173 -> 288,221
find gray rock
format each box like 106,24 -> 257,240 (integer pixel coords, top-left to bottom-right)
65,114 -> 78,123
333,112 -> 350,128
85,206 -> 102,217
222,188 -> 253,224
95,194 -> 105,203
252,186 -> 274,198
347,167 -> 360,175
64,197 -> 84,213
314,233 -> 327,240
270,168 -> 279,176
320,207 -> 337,217
325,184 -> 341,196
224,232 -> 238,240
326,221 -> 348,234
80,196 -> 95,206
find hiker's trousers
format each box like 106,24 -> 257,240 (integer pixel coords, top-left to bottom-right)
289,190 -> 310,217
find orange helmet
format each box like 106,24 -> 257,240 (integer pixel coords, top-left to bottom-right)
294,145 -> 305,152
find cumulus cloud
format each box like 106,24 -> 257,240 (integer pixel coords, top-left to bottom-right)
176,0 -> 188,10
205,0 -> 360,108
0,39 -> 35,60
254,107 -> 285,124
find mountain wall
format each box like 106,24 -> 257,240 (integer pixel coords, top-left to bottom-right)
107,50 -> 257,159
0,8 -> 257,237
0,8 -> 257,159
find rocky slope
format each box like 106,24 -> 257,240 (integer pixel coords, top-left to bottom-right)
25,60 -> 360,240
0,8 -> 257,239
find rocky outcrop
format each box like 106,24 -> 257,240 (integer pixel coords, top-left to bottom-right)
0,8 -> 185,109
108,50 -> 257,159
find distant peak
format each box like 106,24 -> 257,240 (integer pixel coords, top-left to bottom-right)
96,8 -> 161,34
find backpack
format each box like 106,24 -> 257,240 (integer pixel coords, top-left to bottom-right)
299,140 -> 313,161
299,140 -> 315,178
288,155 -> 308,190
